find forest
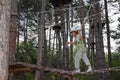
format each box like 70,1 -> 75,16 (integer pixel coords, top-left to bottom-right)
0,0 -> 120,80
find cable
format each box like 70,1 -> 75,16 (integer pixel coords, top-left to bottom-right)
79,4 -> 93,29
47,11 -> 103,28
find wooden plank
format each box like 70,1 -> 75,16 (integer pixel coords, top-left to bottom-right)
9,62 -> 37,69
9,67 -> 33,72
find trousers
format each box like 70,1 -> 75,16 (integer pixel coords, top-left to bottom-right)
74,45 -> 91,70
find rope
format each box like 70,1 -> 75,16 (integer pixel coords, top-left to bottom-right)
47,11 -> 102,29
79,3 -> 93,29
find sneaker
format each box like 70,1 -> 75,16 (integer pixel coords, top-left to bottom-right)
74,69 -> 80,73
86,67 -> 92,72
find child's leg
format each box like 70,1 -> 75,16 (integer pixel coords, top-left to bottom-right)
82,53 -> 91,65
75,49 -> 82,71
82,53 -> 92,72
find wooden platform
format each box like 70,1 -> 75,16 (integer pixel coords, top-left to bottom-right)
9,62 -> 120,75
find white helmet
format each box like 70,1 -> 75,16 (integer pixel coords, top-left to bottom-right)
70,26 -> 80,33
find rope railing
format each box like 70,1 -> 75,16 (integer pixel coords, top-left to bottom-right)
45,11 -> 103,28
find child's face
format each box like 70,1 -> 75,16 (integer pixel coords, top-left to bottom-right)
71,31 -> 77,37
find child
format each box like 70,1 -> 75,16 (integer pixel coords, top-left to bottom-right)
68,26 -> 92,72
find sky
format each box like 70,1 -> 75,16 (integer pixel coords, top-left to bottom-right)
106,1 -> 120,52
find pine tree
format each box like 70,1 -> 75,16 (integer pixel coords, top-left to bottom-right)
35,0 -> 46,80
90,0 -> 107,80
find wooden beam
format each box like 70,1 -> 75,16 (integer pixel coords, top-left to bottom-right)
9,67 -> 33,72
9,62 -> 120,75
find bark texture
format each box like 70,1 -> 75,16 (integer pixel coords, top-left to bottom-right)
0,0 -> 11,80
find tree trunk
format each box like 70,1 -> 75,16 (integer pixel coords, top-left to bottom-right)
60,8 -> 67,70
93,0 -> 106,70
88,4 -> 96,80
35,0 -> 46,80
54,8 -> 62,69
9,0 -> 17,64
23,19 -> 28,62
56,31 -> 62,68
118,0 -> 120,10
43,29 -> 48,66
70,5 -> 74,70
104,0 -> 113,80
8,0 -> 17,80
91,0 -> 107,80
78,0 -> 86,45
0,0 -> 11,80
66,6 -> 70,70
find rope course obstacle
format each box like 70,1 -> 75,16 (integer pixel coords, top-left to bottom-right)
9,0 -> 120,80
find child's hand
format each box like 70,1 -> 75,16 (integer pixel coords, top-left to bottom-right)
80,35 -> 83,40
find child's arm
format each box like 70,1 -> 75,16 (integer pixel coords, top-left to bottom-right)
68,42 -> 75,45
80,35 -> 83,40
78,29 -> 83,40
